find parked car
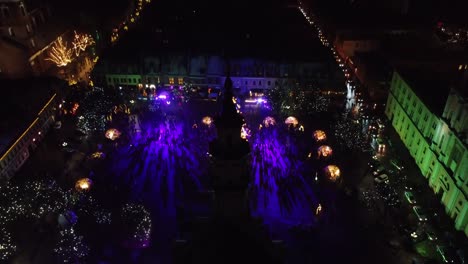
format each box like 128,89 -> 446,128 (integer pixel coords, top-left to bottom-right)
412,206 -> 428,222
425,228 -> 438,241
54,121 -> 62,129
375,174 -> 389,184
404,191 -> 417,204
368,159 -> 379,169
410,228 -> 427,242
436,245 -> 457,263
373,165 -> 386,176
390,159 -> 405,171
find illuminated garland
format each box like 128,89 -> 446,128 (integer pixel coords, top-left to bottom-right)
54,227 -> 89,262
0,223 -> 16,261
121,204 -> 151,243
333,114 -> 368,151
77,89 -> 115,132
0,180 -> 109,262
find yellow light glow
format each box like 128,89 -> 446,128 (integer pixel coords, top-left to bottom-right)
317,145 -> 333,158
202,116 -> 213,126
316,204 -> 322,215
285,116 -> 299,126
325,165 -> 341,182
313,130 -> 327,142
263,116 -> 276,127
72,31 -> 95,57
75,178 -> 92,192
45,37 -> 73,67
105,128 -> 121,141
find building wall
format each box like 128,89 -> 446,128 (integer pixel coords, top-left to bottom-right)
106,74 -> 142,87
335,38 -> 380,59
96,55 -> 338,94
0,0 -> 61,78
443,88 -> 468,144
385,71 -> 468,236
0,93 -> 57,181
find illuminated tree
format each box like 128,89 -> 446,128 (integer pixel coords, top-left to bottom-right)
46,37 -> 73,67
72,31 -> 95,57
121,204 -> 151,247
267,81 -> 329,116
77,89 -> 115,132
333,114 -> 369,151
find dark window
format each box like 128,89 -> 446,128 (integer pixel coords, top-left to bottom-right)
3,8 -> 10,18
20,5 -> 26,16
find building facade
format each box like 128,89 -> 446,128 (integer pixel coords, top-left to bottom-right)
0,78 -> 60,181
93,55 -> 344,95
0,0 -> 65,78
385,71 -> 468,236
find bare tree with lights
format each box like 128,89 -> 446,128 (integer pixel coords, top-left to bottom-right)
77,89 -> 115,132
333,113 -> 369,152
72,31 -> 95,57
46,37 -> 73,67
267,80 -> 330,116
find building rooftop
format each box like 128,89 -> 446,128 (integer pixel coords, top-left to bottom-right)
397,69 -> 460,116
0,77 -> 60,157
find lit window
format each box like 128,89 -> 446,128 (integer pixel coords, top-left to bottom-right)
178,77 -> 184,85
169,77 -> 175,85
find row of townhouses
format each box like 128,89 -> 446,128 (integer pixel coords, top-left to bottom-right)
92,54 -> 345,94
385,69 -> 468,236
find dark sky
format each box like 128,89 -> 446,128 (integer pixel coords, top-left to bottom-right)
107,0 -> 330,61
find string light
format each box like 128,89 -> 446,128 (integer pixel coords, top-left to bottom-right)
121,204 -> 151,246
333,114 -> 369,151
54,227 -> 89,262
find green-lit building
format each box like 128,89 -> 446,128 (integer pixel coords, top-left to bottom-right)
385,69 -> 468,236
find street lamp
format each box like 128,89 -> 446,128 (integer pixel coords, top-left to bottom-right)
105,128 -> 121,141
202,116 -> 213,126
317,145 -> 333,158
285,116 -> 299,127
75,178 -> 92,192
313,130 -> 327,142
324,165 -> 340,182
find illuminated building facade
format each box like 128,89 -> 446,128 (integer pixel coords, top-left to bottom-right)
385,70 -> 468,236
0,0 -> 66,78
0,78 -> 60,180
93,54 -> 344,95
